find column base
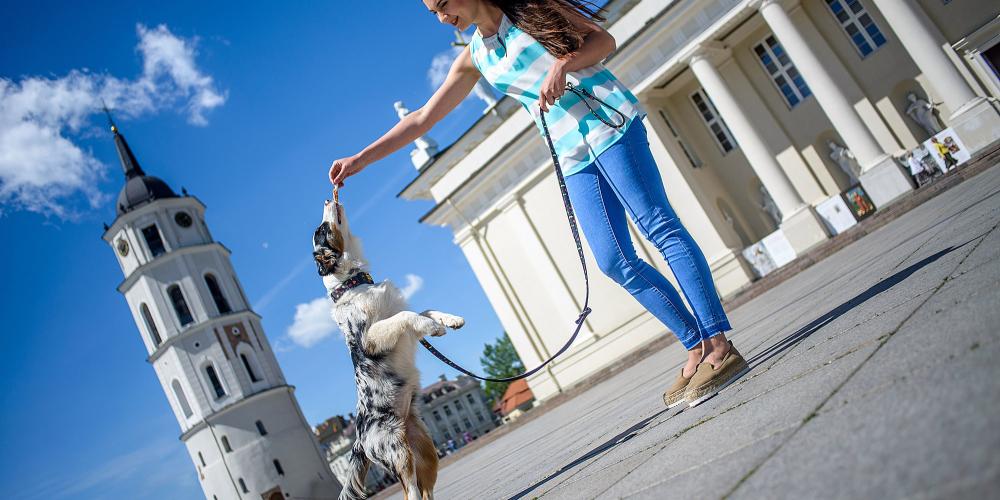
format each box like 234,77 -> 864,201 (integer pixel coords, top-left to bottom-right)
859,155 -> 915,208
948,97 -> 1000,155
779,207 -> 829,255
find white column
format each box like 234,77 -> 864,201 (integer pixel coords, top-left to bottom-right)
687,48 -> 806,220
757,0 -> 886,169
869,0 -> 1000,153
756,0 -> 914,207
687,44 -> 829,254
498,194 -> 594,343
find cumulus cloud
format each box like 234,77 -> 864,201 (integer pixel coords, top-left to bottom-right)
427,44 -> 498,111
428,45 -> 464,89
400,273 -> 424,300
287,296 -> 338,348
0,23 -> 226,218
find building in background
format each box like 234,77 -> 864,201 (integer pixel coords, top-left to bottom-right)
102,119 -> 341,500
420,375 -> 499,452
494,379 -> 536,424
399,0 -> 1000,403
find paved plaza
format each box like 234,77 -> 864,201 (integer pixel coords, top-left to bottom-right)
383,163 -> 1000,500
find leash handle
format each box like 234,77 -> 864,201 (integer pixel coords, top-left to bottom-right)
420,83 -> 626,383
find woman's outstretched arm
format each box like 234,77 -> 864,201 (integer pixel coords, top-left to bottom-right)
329,45 -> 481,186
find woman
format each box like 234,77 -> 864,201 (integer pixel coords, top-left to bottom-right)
328,0 -> 748,408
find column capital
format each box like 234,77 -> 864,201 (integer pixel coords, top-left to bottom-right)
750,0 -> 787,12
680,41 -> 730,67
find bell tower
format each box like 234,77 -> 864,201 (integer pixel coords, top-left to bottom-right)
101,116 -> 341,499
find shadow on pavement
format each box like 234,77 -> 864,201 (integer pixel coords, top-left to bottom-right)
746,243 -> 966,368
508,408 -> 672,499
507,243 -> 971,499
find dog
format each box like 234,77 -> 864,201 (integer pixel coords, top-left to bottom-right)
313,197 -> 464,500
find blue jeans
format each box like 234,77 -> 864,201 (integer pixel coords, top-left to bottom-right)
565,120 -> 731,350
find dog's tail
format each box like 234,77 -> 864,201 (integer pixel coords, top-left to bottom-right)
338,445 -> 371,500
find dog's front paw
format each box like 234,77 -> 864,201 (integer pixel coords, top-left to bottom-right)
418,316 -> 447,337
423,310 -> 465,330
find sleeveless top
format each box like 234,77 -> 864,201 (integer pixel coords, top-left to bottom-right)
468,14 -> 645,176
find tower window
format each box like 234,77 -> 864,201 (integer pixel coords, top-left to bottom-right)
256,420 -> 268,436
198,451 -> 206,466
141,224 -> 166,257
221,435 -> 232,452
273,459 -> 285,476
140,303 -> 162,346
204,274 -> 232,314
172,379 -> 193,418
238,478 -> 248,493
206,364 -> 225,399
167,285 -> 194,326
242,353 -> 261,383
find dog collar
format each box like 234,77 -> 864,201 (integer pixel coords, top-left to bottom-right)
331,271 -> 374,302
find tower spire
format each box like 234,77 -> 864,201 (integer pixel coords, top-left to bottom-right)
103,105 -> 146,180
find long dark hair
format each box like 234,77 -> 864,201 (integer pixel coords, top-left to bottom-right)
490,0 -> 608,58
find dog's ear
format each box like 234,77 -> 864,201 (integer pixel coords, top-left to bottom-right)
313,222 -> 343,276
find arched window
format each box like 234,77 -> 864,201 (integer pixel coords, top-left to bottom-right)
141,224 -> 166,257
256,420 -> 268,436
140,303 -> 162,346
241,353 -> 261,383
238,478 -> 248,493
205,364 -> 225,399
204,273 -> 231,314
172,380 -> 193,418
221,435 -> 232,452
273,459 -> 284,476
167,285 -> 194,326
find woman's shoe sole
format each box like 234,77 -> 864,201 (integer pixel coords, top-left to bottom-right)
687,364 -> 750,408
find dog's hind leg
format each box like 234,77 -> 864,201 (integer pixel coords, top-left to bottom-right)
339,443 -> 371,500
405,411 -> 439,500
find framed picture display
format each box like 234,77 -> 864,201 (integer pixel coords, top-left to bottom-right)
841,185 -> 876,221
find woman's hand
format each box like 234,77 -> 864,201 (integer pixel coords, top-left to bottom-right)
538,58 -> 570,113
329,155 -> 365,187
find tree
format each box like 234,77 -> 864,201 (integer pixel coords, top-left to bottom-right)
480,332 -> 525,407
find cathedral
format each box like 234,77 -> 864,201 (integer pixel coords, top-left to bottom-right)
101,119 -> 342,499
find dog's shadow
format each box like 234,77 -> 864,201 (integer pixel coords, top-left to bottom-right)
507,242 -> 967,499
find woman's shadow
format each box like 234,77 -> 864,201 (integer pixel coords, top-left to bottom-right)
508,241 -> 967,500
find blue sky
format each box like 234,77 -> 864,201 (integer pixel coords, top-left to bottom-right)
0,2 -> 507,498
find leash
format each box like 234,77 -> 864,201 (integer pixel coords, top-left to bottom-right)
418,83 -> 627,383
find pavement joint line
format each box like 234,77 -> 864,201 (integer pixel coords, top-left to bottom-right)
721,218 -> 998,500
815,335 -> 997,417
619,426 -> 799,499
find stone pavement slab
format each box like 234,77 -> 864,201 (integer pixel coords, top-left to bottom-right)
380,164 -> 1000,500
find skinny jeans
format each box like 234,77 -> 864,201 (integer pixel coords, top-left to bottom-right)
564,119 -> 731,350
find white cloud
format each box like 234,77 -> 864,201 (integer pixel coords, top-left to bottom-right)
287,296 -> 338,348
400,273 -> 424,300
0,23 -> 226,218
428,45 -> 464,89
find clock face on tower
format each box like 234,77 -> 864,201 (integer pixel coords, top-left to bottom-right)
174,211 -> 193,228
117,238 -> 130,257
